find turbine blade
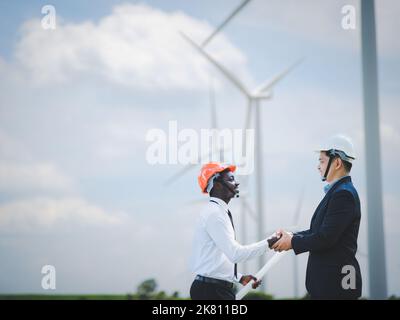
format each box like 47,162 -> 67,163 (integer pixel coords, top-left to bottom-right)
202,0 -> 252,47
209,75 -> 217,129
253,58 -> 304,94
180,32 -> 251,98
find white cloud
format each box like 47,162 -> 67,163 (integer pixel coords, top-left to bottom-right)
0,162 -> 74,194
14,3 -> 251,90
0,197 -> 126,233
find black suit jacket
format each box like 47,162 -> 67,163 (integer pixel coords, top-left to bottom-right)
291,176 -> 362,299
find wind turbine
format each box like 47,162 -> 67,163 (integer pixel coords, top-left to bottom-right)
180,32 -> 303,290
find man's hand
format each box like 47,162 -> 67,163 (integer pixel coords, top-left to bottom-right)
267,233 -> 282,249
240,275 -> 262,289
272,229 -> 293,252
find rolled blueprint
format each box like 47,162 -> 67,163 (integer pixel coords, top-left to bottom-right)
236,251 -> 289,300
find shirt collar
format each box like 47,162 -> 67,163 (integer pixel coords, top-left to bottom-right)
324,175 -> 350,194
209,197 -> 230,214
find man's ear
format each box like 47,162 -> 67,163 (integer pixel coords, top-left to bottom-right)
213,179 -> 221,191
336,158 -> 343,170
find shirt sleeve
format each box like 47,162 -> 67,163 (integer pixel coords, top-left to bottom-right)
291,190 -> 356,255
205,212 -> 268,264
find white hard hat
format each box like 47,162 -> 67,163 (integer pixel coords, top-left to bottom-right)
315,134 -> 356,163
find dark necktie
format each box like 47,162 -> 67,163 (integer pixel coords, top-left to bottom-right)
210,200 -> 237,279
227,209 -> 238,279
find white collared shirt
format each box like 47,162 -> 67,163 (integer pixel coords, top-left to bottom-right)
189,197 -> 268,283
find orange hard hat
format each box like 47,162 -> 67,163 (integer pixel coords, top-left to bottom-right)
198,162 -> 236,194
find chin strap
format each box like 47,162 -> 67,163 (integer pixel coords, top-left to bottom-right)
322,151 -> 335,182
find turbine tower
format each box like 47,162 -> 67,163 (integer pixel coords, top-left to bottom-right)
360,0 -> 387,299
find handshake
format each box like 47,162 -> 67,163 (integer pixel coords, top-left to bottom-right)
267,229 -> 294,252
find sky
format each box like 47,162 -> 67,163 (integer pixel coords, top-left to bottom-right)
0,0 -> 399,298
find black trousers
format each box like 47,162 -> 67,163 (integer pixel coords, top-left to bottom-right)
190,280 -> 235,300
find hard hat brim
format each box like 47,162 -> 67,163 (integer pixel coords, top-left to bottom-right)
222,164 -> 237,173
314,149 -> 356,161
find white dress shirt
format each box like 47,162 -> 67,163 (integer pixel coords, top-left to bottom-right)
190,197 -> 268,283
